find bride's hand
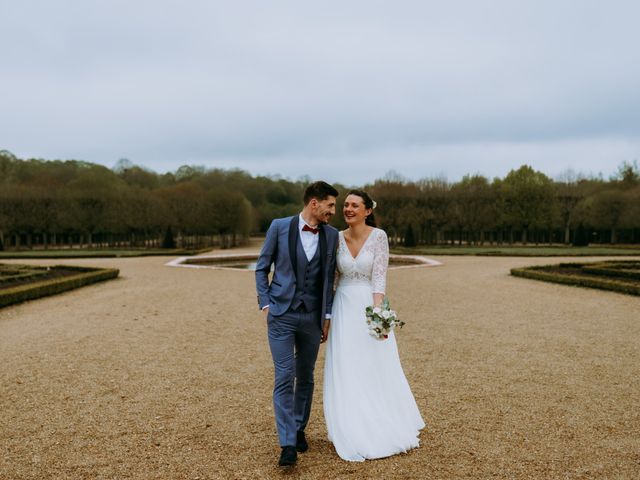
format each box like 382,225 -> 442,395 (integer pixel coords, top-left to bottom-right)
373,293 -> 384,307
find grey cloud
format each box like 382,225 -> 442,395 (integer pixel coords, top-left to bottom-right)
1,1 -> 639,183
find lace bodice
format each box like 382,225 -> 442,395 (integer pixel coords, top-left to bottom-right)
336,228 -> 389,294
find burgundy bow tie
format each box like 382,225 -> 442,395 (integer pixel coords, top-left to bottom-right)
302,224 -> 319,234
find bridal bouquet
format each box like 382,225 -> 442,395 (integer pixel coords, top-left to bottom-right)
365,298 -> 404,340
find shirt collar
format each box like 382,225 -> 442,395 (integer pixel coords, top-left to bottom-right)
299,213 -> 320,232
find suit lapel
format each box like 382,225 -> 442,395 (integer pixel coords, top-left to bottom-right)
319,225 -> 329,321
288,215 -> 299,276
319,224 -> 327,274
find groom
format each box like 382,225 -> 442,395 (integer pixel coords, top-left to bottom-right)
255,181 -> 339,466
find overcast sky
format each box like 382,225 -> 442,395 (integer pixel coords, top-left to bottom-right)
2,1 -> 639,185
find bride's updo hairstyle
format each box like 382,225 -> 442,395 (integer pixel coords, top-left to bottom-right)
347,189 -> 377,227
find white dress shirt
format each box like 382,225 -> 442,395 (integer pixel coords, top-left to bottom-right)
299,213 -> 320,261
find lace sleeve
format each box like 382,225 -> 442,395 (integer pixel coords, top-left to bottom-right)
372,229 -> 389,294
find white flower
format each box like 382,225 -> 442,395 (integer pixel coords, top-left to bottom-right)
365,300 -> 404,340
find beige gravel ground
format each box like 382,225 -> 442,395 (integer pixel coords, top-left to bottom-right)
1,251 -> 639,479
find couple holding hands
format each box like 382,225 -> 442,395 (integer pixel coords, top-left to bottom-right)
255,181 -> 424,466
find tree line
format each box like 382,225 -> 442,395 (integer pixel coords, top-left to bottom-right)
367,164 -> 639,246
1,149 -> 639,250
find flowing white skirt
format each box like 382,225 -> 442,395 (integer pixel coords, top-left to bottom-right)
323,283 -> 425,462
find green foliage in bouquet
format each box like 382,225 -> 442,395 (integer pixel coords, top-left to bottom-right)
365,298 -> 405,340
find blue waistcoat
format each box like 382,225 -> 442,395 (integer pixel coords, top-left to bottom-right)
290,235 -> 323,312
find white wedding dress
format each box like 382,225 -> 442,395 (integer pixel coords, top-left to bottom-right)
323,228 -> 425,462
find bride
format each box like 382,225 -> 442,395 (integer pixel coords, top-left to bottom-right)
323,189 -> 425,462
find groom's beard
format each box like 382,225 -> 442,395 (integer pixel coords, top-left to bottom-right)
314,212 -> 333,225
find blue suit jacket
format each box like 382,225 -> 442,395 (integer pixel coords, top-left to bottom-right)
255,215 -> 338,322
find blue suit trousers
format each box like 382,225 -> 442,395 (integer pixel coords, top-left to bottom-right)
267,309 -> 322,447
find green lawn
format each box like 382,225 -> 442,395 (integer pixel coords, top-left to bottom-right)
392,245 -> 640,257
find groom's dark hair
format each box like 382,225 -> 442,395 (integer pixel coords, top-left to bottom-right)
304,181 -> 339,205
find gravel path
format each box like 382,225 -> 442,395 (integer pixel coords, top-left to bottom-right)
1,253 -> 639,479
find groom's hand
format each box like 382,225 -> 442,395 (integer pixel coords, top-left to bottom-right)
262,307 -> 269,319
320,320 -> 330,343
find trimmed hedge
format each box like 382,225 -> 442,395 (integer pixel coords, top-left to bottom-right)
582,266 -> 640,281
511,261 -> 640,296
0,266 -> 120,308
0,248 -> 210,259
0,265 -> 50,284
393,246 -> 640,257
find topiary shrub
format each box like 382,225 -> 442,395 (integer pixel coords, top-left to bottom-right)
404,224 -> 417,247
162,226 -> 177,249
572,223 -> 590,246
